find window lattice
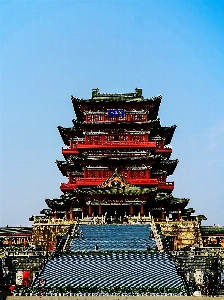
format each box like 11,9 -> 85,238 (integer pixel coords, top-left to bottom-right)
102,170 -> 113,178
119,135 -> 128,141
130,135 -> 145,142
105,115 -> 127,122
132,170 -> 146,179
158,176 -> 163,182
119,170 -> 128,178
70,176 -> 76,183
86,135 -> 102,144
86,114 -> 103,122
87,170 -> 101,178
130,114 -> 146,121
105,135 -> 114,142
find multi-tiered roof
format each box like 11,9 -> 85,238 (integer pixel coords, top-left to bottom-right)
39,88 -> 194,222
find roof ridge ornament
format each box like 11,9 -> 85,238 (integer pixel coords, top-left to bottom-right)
99,168 -> 131,189
91,88 -> 143,101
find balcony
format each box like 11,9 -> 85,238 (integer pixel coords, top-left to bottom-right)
155,146 -> 172,154
77,140 -> 157,148
62,147 -> 79,155
129,178 -> 158,186
60,179 -> 105,191
157,181 -> 174,190
62,140 -> 157,155
60,178 -> 159,191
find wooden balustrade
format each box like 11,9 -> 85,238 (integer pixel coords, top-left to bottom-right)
60,178 -> 162,191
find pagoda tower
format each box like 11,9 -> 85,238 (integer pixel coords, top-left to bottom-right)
42,88 -> 193,222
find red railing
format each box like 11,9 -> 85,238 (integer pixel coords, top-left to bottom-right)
60,179 -> 105,190
62,148 -> 79,155
62,141 -> 157,154
155,147 -> 172,153
129,178 -> 158,185
77,140 -> 156,146
60,178 -> 159,191
158,181 -> 174,189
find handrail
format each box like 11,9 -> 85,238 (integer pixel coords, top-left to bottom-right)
158,181 -> 174,186
63,140 -> 157,149
33,218 -> 78,225
60,178 -> 159,188
78,141 -> 156,145
155,148 -> 172,152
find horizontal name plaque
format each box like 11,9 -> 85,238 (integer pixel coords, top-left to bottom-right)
107,109 -> 125,117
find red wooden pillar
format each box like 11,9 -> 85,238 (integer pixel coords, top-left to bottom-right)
129,204 -> 134,216
70,140 -> 73,149
68,174 -> 71,183
82,205 -> 85,218
145,113 -> 148,122
98,204 -> 102,217
88,204 -> 92,217
161,203 -> 164,219
70,203 -> 73,220
166,208 -> 169,219
54,206 -> 58,220
146,169 -> 150,179
177,207 -> 181,221
65,207 -> 68,220
149,205 -> 152,217
140,203 -> 145,216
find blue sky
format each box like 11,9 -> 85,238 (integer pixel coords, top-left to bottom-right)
1,0 -> 224,226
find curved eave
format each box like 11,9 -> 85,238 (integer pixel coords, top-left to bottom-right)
45,198 -> 67,209
56,160 -> 69,176
74,187 -> 157,196
45,194 -> 81,208
154,193 -> 173,203
170,198 -> 190,207
162,125 -> 177,145
197,215 -> 207,221
73,154 -> 161,167
152,159 -> 178,176
56,160 -> 82,176
149,96 -> 162,120
72,119 -> 161,129
183,207 -> 195,214
58,126 -> 81,146
40,209 -> 53,216
150,125 -> 176,145
71,96 -> 85,121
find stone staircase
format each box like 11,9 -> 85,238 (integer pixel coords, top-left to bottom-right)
149,217 -> 164,251
62,223 -> 79,252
